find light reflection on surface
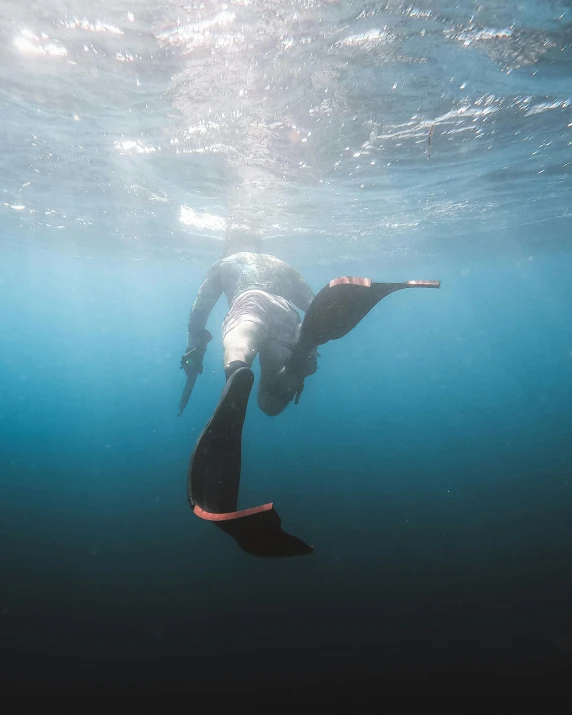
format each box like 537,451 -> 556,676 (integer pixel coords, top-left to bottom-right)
179,206 -> 226,231
114,140 -> 158,154
0,1 -> 570,260
14,31 -> 67,56
58,18 -> 124,34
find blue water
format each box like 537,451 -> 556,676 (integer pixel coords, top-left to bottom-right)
1,0 -> 572,695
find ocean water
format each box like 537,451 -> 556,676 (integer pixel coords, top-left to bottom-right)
1,0 -> 572,695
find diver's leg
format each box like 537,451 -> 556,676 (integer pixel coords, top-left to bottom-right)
223,319 -> 264,379
257,340 -> 297,416
190,320 -> 261,512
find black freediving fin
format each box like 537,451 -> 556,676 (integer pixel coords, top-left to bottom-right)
187,367 -> 313,557
288,277 -> 440,371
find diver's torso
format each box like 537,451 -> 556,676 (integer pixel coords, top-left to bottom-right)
219,252 -> 302,306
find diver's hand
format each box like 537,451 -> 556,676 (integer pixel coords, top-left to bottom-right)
180,328 -> 213,376
180,345 -> 207,376
281,350 -> 318,405
284,351 -> 318,379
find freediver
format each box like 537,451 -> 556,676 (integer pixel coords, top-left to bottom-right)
179,231 -> 440,556
179,233 -> 318,417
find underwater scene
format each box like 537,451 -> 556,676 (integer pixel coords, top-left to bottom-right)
1,0 -> 572,695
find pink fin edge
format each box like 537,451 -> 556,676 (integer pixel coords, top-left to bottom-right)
329,276 -> 372,288
193,502 -> 274,522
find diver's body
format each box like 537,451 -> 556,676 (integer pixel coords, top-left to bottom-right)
183,238 -> 440,553
185,251 -> 317,416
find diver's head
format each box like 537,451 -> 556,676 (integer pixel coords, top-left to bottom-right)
223,227 -> 263,257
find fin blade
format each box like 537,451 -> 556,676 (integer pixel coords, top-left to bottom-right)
297,276 -> 440,350
188,367 -> 254,513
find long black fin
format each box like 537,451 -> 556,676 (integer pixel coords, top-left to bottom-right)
289,277 -> 440,368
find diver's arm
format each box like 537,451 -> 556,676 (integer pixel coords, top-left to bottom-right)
187,261 -> 223,349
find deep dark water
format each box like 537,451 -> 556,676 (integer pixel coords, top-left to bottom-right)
1,245 -> 572,696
